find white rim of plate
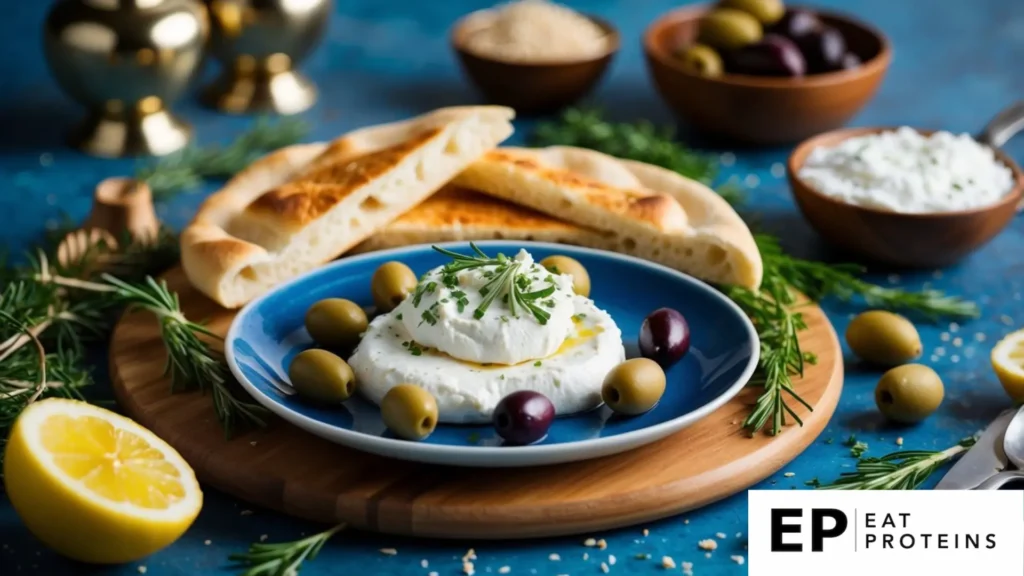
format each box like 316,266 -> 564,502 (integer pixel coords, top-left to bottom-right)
226,241 -> 760,458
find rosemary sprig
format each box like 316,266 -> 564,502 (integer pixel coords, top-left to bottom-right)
137,117 -> 309,200
229,524 -> 345,576
819,437 -> 977,490
432,243 -> 553,325
102,275 -> 269,436
531,108 -> 719,185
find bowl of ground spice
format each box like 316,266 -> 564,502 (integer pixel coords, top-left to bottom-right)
452,0 -> 620,115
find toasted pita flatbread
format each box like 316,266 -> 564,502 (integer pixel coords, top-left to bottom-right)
352,185 -> 612,253
180,106 -> 515,308
452,146 -> 762,289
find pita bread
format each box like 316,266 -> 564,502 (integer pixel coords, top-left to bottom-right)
352,185 -> 612,253
180,106 -> 515,308
451,146 -> 763,289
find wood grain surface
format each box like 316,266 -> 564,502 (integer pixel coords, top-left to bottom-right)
109,268 -> 843,539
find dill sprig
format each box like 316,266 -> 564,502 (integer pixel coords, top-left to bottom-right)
229,524 -> 345,576
819,437 -> 977,490
432,243 -> 554,325
137,117 -> 309,200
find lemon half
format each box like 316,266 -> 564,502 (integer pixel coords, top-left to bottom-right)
3,399 -> 202,564
992,328 -> 1024,403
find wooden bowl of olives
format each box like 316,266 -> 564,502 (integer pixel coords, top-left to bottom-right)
643,1 -> 892,145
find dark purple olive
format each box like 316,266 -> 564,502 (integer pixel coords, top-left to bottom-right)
724,34 -> 805,77
837,51 -> 862,71
492,391 -> 555,445
767,8 -> 821,40
638,308 -> 691,367
795,26 -> 847,73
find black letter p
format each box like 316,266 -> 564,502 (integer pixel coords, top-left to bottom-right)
811,509 -> 848,552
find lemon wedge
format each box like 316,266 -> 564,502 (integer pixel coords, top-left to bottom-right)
992,328 -> 1024,402
3,399 -> 202,564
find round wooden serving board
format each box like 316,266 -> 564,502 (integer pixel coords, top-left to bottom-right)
110,268 -> 843,539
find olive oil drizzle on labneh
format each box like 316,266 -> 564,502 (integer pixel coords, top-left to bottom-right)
398,315 -> 604,368
412,243 -> 562,325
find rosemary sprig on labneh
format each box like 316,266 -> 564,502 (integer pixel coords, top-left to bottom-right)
431,243 -> 555,325
818,437 -> 976,490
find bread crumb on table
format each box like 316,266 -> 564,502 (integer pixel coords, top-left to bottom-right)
498,567 -> 511,574
583,538 -> 597,547
600,562 -> 610,573
379,548 -> 397,556
597,539 -> 608,550
731,555 -> 746,565
548,553 -> 561,561
715,532 -> 726,539
463,561 -> 475,575
661,556 -> 676,569
698,539 -> 718,551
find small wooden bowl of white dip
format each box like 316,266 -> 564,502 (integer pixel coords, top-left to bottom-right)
788,126 -> 1024,268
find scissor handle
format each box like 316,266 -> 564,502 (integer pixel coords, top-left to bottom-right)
974,469 -> 1024,490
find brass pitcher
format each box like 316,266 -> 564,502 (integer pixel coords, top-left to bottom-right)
201,0 -> 332,115
43,0 -> 209,158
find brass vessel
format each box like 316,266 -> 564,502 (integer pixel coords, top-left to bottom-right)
43,0 -> 209,158
202,0 -> 331,115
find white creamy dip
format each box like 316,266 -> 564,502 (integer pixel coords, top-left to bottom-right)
348,247 -> 627,423
350,297 -> 624,423
798,127 -> 1015,213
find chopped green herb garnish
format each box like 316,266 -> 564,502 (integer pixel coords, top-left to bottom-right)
850,441 -> 869,458
408,343 -> 423,356
395,313 -> 402,320
553,379 -> 561,388
534,361 -> 542,367
420,310 -> 438,326
500,316 -> 509,323
804,477 -> 821,488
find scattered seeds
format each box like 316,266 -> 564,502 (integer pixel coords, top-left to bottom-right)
683,519 -> 690,524
705,552 -> 712,559
783,472 -> 795,478
379,548 -> 397,556
952,355 -> 960,363
698,539 -> 718,551
584,538 -> 597,547
661,556 -> 677,569
600,562 -> 610,573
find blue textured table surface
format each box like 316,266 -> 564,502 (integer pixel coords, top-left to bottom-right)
2,0 -> 1023,574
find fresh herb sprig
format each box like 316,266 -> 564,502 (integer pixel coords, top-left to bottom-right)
819,437 -> 976,490
0,233 -> 266,448
432,243 -> 554,325
137,117 -> 309,200
229,524 -> 345,576
531,108 -> 719,185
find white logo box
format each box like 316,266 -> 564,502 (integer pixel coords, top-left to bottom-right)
748,490 -> 1023,575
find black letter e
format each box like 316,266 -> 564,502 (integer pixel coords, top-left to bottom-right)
771,509 -> 803,552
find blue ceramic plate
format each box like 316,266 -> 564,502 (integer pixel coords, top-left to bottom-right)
226,241 -> 758,467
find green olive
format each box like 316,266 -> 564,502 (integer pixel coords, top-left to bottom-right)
846,310 -> 922,366
698,8 -> 763,51
875,364 -> 944,424
540,255 -> 591,298
673,43 -> 724,78
601,358 -> 667,415
719,0 -> 785,25
288,349 -> 356,404
371,261 -> 417,312
380,384 -> 439,441
304,298 -> 368,351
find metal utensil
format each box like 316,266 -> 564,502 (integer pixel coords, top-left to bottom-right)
974,405 -> 1024,489
977,100 -> 1024,211
935,408 -> 1016,490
